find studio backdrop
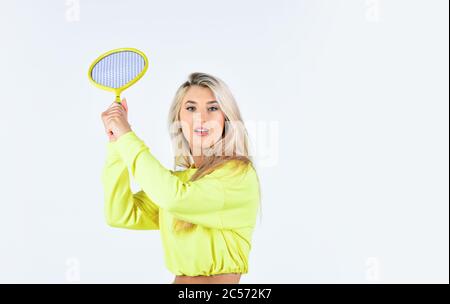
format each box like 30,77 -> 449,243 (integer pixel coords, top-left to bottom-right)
0,0 -> 448,283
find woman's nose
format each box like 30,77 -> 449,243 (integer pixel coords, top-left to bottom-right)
194,110 -> 209,123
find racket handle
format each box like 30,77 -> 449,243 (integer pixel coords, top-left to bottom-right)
115,95 -> 121,103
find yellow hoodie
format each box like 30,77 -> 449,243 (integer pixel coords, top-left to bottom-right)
101,131 -> 260,276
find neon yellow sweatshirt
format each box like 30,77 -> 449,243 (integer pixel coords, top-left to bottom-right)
101,131 -> 260,276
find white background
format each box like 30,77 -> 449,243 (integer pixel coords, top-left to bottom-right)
0,0 -> 448,283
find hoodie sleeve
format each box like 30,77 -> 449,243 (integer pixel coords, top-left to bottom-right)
101,141 -> 160,230
108,131 -> 227,228
110,131 -> 260,230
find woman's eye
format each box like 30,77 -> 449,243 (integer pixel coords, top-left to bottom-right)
186,106 -> 219,112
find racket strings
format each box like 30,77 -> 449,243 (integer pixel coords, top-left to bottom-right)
91,51 -> 145,89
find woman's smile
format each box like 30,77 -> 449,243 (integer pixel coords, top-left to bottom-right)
194,127 -> 209,136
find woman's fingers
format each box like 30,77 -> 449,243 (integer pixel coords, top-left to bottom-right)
106,109 -> 124,117
105,100 -> 127,116
121,98 -> 128,112
102,99 -> 129,142
110,99 -> 128,114
103,107 -> 126,118
110,102 -> 126,111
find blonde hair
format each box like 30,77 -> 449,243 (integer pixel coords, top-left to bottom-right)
167,72 -> 261,232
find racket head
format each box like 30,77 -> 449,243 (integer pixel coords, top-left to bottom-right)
88,48 -> 148,100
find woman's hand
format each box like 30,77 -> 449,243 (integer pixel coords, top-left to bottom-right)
101,98 -> 131,142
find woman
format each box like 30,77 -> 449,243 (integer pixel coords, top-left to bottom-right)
101,72 -> 261,284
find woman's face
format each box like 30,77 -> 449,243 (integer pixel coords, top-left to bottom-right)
179,85 -> 225,154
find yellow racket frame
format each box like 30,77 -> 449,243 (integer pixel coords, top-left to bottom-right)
88,47 -> 149,103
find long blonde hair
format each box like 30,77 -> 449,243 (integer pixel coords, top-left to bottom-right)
167,72 -> 261,232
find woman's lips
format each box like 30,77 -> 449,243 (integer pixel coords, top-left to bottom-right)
194,128 -> 209,136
